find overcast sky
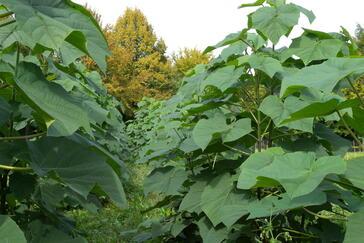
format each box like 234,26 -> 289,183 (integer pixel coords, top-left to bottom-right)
74,0 -> 364,54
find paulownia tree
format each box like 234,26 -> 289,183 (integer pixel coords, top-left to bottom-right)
0,0 -> 129,241
132,0 -> 364,242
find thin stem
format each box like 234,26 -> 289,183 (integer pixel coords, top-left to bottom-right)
282,228 -> 318,239
239,98 -> 258,123
241,39 -> 256,52
336,111 -> 363,149
0,132 -> 46,141
223,144 -> 250,156
303,208 -> 347,221
0,164 -> 32,172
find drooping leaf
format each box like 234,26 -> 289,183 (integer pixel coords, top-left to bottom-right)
0,96 -> 11,126
222,118 -> 253,143
192,114 -> 252,150
28,137 -> 127,207
27,220 -> 87,243
237,147 -> 285,189
220,41 -> 247,61
204,31 -> 246,53
0,215 -> 26,243
201,66 -> 243,92
192,114 -> 228,150
280,58 -> 364,97
0,0 -> 109,71
344,208 -> 364,243
15,62 -> 90,136
259,95 -> 314,133
144,166 -> 188,196
238,54 -> 283,78
280,36 -> 343,65
197,217 -> 229,243
314,123 -> 351,156
201,174 -> 250,227
247,190 -> 326,219
238,151 -> 346,198
345,157 -> 364,190
179,180 -> 207,214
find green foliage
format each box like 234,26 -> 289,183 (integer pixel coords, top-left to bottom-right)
131,1 -> 364,242
69,162 -> 171,243
172,48 -> 212,79
0,1 -> 129,241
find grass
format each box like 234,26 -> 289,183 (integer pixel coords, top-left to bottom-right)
69,164 -> 167,243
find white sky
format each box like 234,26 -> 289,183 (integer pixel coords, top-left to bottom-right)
74,0 -> 364,54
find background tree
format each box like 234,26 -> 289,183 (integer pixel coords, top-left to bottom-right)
172,48 -> 211,79
105,8 -> 175,117
355,24 -> 364,54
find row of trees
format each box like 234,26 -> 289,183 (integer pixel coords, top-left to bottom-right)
86,8 -> 211,117
91,7 -> 364,120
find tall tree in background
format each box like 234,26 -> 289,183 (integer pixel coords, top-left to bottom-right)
355,24 -> 364,54
172,48 -> 211,79
342,24 -> 364,120
105,8 -> 175,117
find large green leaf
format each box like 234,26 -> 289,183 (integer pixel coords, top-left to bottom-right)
144,166 -> 188,196
238,151 -> 346,198
238,54 -> 283,78
247,190 -> 326,219
28,137 -> 126,207
220,41 -> 247,61
0,96 -> 11,126
280,58 -> 364,97
344,208 -> 364,243
259,95 -> 314,133
250,4 -> 300,44
222,118 -> 253,143
197,217 -> 229,243
27,220 -> 87,243
192,113 -> 252,150
0,215 -> 26,243
15,63 -> 90,136
345,157 -> 364,190
204,31 -> 246,53
237,147 -> 285,189
201,174 -> 249,227
314,123 -> 351,156
201,66 -> 243,92
179,180 -> 206,214
280,36 -> 343,65
0,0 -> 109,71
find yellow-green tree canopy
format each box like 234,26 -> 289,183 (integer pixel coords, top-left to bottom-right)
172,48 -> 211,78
105,8 -> 175,116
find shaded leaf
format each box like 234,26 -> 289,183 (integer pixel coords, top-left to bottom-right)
0,215 -> 26,243
144,166 -> 188,196
28,137 -> 126,207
